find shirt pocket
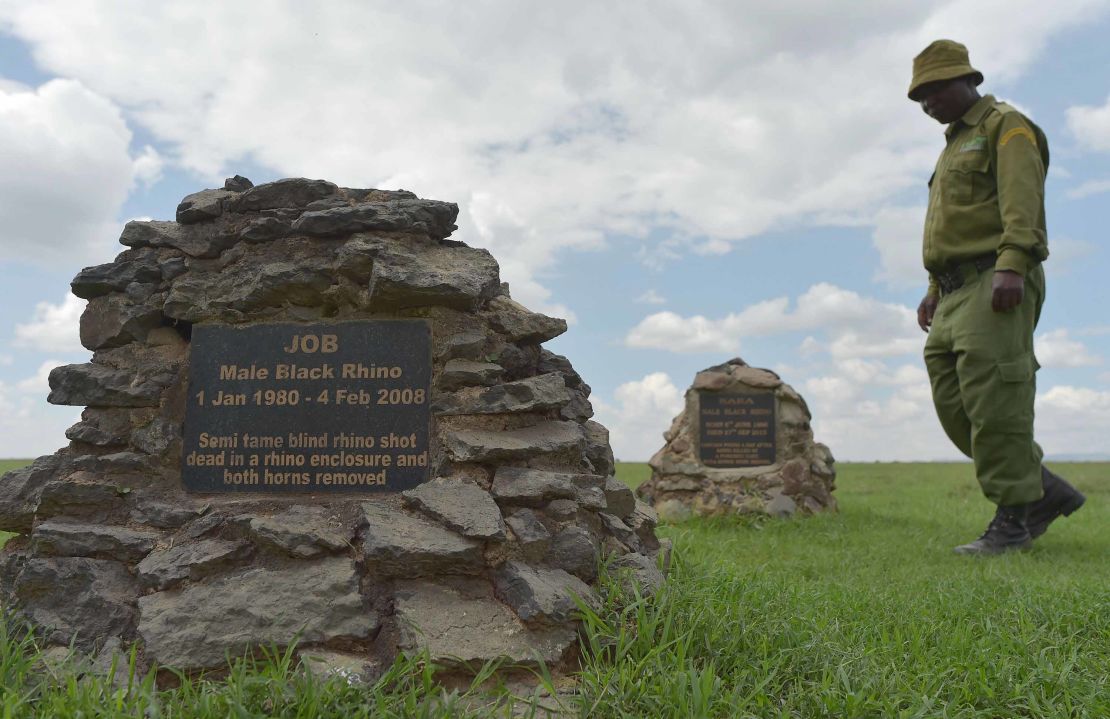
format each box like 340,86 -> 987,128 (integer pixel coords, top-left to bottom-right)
944,150 -> 993,204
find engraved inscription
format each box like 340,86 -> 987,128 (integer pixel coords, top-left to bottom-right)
698,392 -> 776,468
182,321 -> 431,493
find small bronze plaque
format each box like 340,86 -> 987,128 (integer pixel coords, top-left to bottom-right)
182,321 -> 431,493
698,392 -> 776,468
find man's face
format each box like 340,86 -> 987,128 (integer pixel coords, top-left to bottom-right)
915,77 -> 975,124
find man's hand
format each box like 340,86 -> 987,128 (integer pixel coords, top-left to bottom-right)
917,294 -> 938,331
991,270 -> 1024,312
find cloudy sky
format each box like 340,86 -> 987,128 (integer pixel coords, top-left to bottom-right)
2,1 -> 1109,462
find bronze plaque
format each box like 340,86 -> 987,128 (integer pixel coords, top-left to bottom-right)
182,321 -> 431,493
698,392 -> 776,468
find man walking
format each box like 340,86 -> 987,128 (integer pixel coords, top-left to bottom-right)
909,40 -> 1085,555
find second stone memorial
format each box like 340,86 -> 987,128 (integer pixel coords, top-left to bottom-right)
638,357 -> 837,520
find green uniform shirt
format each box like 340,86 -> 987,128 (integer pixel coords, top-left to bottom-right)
923,94 -> 1050,295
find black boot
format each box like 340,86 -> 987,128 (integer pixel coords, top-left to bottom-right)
954,504 -> 1032,555
1027,466 -> 1086,539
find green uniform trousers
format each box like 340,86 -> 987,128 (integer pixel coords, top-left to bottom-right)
924,263 -> 1046,506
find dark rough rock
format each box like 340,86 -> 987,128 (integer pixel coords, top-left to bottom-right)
118,220 -> 237,258
4,556 -> 139,652
138,558 -> 372,670
584,421 -> 615,477
603,477 -> 637,519
238,216 -> 290,242
433,373 -> 570,416
438,331 -> 486,361
367,242 -> 497,310
229,178 -> 339,212
36,474 -> 127,522
48,363 -> 168,408
548,526 -> 599,582
490,467 -> 581,507
129,496 -> 207,529
162,245 -> 335,322
609,552 -> 665,597
560,389 -> 595,422
31,520 -> 159,563
542,498 -> 579,521
158,255 -> 187,280
494,561 -> 598,625
345,188 -> 420,203
163,257 -> 333,322
360,502 -> 482,574
131,418 -> 180,454
574,484 -> 606,511
402,478 -> 506,540
626,501 -> 660,550
441,421 -> 584,463
71,255 -> 162,299
504,509 -> 551,559
95,451 -> 149,472
393,578 -> 576,668
599,513 -> 641,552
223,175 -> 254,192
537,350 -> 584,389
437,359 -> 503,390
177,188 -> 235,224
485,297 -> 567,344
136,538 -> 251,590
79,293 -> 163,350
305,197 -> 350,211
248,506 -> 353,558
0,454 -> 62,533
66,408 -> 132,447
292,199 -> 458,239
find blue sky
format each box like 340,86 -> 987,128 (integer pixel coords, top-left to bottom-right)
2,1 -> 1109,461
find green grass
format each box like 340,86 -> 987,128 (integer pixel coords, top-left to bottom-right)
0,460 -> 28,549
0,459 -> 30,476
0,460 -> 1107,717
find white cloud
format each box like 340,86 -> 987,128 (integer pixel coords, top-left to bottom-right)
131,144 -> 164,188
626,283 -> 920,357
636,289 -> 666,305
593,372 -> 685,461
0,78 -> 148,267
0,0 -> 1102,303
625,311 -> 741,353
0,379 -> 81,458
1036,385 -> 1110,455
1035,328 -> 1102,368
871,205 -> 928,289
13,294 -> 85,354
800,362 -> 959,461
1067,94 -> 1110,152
1065,179 -> 1110,199
15,360 -> 62,396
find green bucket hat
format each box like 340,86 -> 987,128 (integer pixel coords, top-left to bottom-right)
908,39 -> 983,101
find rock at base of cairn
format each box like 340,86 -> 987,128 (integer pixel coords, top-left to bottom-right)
638,357 -> 836,520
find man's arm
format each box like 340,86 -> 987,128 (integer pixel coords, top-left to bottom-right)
991,112 -> 1048,312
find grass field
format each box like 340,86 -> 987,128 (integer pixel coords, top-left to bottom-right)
0,459 -> 1107,717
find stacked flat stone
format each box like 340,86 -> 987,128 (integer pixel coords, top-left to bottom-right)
0,177 -> 665,682
638,357 -> 836,521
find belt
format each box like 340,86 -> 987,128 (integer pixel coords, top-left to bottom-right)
934,254 -> 997,295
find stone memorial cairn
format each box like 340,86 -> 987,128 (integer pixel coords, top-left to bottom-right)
0,177 -> 665,683
638,358 -> 836,521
